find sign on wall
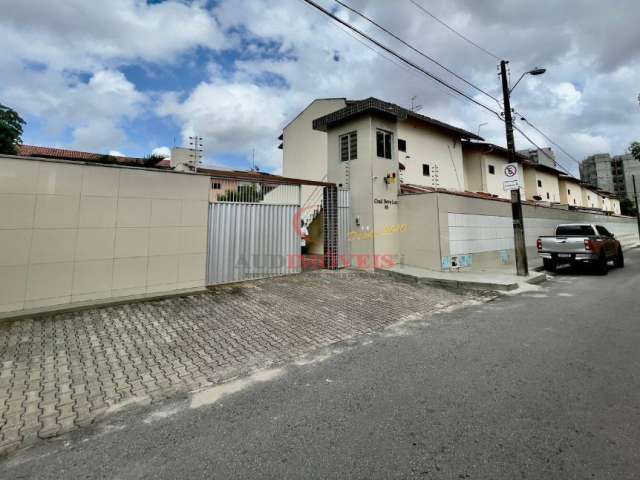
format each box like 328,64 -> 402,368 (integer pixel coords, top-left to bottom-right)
502,162 -> 521,191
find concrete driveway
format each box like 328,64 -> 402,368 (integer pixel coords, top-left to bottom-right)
0,270 -> 482,456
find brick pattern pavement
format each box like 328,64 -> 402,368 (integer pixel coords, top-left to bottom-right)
0,270 -> 476,455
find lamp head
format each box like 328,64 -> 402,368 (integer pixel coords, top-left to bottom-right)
529,67 -> 546,76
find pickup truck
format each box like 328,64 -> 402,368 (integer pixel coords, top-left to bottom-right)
537,223 -> 624,275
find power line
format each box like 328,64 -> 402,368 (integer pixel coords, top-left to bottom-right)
299,0 -> 502,121
302,0 -> 504,127
407,0 -> 501,61
333,0 -> 501,106
513,124 -> 573,176
515,113 -> 582,167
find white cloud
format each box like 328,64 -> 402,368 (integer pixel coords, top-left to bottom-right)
3,0 -> 640,173
0,0 -> 227,70
157,79 -> 296,170
151,146 -> 171,158
109,150 -> 125,157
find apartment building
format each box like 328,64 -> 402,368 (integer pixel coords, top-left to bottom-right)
580,152 -> 640,202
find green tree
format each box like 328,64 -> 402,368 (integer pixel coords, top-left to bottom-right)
216,184 -> 264,203
0,103 -> 26,155
620,198 -> 637,216
630,141 -> 640,161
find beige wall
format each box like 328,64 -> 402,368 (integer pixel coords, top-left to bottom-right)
397,190 -> 638,272
611,198 -> 621,215
582,188 -> 601,209
559,179 -> 583,207
282,98 -> 346,209
0,156 -> 210,315
523,167 -> 560,202
462,149 -> 513,200
397,119 -> 465,191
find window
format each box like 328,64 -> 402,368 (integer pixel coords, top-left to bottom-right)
212,182 -> 221,190
376,129 -> 393,159
398,139 -> 407,152
596,226 -> 613,237
339,131 -> 357,161
567,189 -> 571,195
537,179 -> 542,187
546,192 -> 550,200
422,164 -> 430,176
488,164 -> 495,175
556,225 -> 596,236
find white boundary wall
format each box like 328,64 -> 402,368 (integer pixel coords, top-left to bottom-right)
0,155 -> 210,315
398,191 -> 639,272
449,213 -> 638,255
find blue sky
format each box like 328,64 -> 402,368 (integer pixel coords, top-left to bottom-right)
2,0 -> 639,175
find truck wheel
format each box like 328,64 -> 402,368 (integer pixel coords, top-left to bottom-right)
543,258 -> 556,273
614,248 -> 624,268
595,252 -> 609,275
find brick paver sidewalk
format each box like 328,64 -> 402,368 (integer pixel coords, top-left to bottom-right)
0,270 -> 480,455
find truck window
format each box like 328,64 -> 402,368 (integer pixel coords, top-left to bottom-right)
595,226 -> 613,237
556,225 -> 596,236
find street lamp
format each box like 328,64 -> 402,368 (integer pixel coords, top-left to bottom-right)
499,60 -> 546,276
509,67 -> 546,94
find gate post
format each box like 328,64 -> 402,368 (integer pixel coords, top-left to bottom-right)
323,185 -> 339,270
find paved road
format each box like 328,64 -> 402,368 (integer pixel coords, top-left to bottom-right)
3,250 -> 640,479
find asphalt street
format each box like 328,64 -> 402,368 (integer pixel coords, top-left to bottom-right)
3,249 -> 640,479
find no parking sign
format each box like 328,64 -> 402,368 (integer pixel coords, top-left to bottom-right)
502,163 -> 521,191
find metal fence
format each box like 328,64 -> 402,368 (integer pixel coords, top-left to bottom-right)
207,177 -> 302,285
337,188 -> 350,268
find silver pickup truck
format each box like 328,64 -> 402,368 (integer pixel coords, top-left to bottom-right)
537,223 -> 624,275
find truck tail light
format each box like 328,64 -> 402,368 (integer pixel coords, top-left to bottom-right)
536,239 -> 542,251
584,239 -> 593,251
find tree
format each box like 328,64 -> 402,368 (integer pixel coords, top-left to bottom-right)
620,198 -> 637,216
216,184 -> 264,203
0,103 -> 26,155
630,141 -> 640,161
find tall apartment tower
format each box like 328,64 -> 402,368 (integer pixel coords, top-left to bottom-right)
580,152 -> 640,201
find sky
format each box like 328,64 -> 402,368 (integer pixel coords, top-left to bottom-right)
1,0 -> 639,176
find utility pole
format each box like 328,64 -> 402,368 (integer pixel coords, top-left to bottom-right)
633,175 -> 640,241
500,60 -> 528,276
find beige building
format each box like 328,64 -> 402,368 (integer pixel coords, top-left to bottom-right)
461,142 -> 527,200
282,97 -> 481,205
558,175 -> 584,207
281,98 -> 347,209
523,163 -> 561,203
581,187 -> 601,209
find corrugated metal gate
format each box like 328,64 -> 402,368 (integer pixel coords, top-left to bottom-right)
207,181 -> 301,285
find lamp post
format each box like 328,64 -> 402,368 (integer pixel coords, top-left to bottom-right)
499,61 -> 546,276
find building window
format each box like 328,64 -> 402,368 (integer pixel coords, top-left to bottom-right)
376,129 -> 393,159
537,179 -> 542,187
422,164 -> 430,176
567,189 -> 571,195
212,182 -> 221,190
339,131 -> 357,161
398,139 -> 407,152
546,192 -> 550,200
488,165 -> 495,175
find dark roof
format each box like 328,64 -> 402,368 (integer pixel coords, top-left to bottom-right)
461,141 -> 528,161
195,166 -> 333,187
312,97 -> 483,140
17,145 -> 169,168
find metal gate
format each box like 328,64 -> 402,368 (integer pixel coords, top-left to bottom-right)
207,180 -> 301,285
337,188 -> 350,267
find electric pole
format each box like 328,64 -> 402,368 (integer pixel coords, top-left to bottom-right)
633,175 -> 640,241
500,60 -> 529,276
